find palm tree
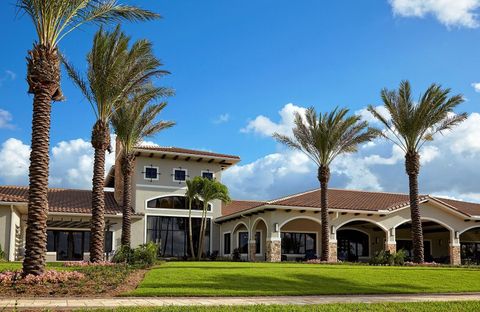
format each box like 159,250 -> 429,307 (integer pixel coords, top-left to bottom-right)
111,86 -> 174,247
17,0 -> 159,275
185,177 -> 202,259
64,26 -> 167,262
196,177 -> 230,260
368,80 -> 466,263
274,107 -> 378,261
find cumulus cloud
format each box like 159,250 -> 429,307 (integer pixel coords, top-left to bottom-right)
241,103 -> 306,137
389,0 -> 480,28
227,103 -> 480,202
213,113 -> 230,124
472,82 -> 480,92
0,136 -> 116,189
0,109 -> 14,129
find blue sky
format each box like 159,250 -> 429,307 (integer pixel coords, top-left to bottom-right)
2,0 -> 480,201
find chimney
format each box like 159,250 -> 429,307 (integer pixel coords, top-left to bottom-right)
114,137 -> 124,206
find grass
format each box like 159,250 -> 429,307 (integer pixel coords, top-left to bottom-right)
79,301 -> 480,312
128,261 -> 480,296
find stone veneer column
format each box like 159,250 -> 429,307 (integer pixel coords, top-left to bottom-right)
266,239 -> 281,262
450,244 -> 461,265
328,241 -> 337,262
385,243 -> 396,254
248,240 -> 256,262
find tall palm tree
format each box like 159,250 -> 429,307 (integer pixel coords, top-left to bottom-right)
112,86 -> 174,247
185,178 -> 202,259
64,26 -> 167,262
274,107 -> 378,261
368,80 -> 466,263
196,177 -> 230,260
17,0 -> 159,275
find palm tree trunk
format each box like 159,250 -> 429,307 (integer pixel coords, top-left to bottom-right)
405,151 -> 424,263
197,207 -> 206,261
120,154 -> 134,247
318,165 -> 330,262
23,45 -> 63,276
90,120 -> 110,262
188,199 -> 196,259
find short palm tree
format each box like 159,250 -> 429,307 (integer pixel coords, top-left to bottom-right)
64,26 -> 168,262
111,86 -> 174,247
17,0 -> 158,275
195,177 -> 230,260
274,107 -> 378,261
368,80 -> 466,263
185,177 -> 202,259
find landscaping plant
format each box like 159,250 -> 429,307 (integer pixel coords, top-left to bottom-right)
17,0 -> 159,276
274,108 -> 378,261
368,81 -> 466,263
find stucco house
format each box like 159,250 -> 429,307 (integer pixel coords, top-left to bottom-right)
2,145 -> 480,265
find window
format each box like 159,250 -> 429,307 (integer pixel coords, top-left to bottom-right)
202,171 -> 214,180
224,233 -> 231,254
147,196 -> 211,211
238,232 -> 249,254
146,216 -> 210,257
173,168 -> 187,182
255,232 -> 261,254
281,232 -> 316,254
337,229 -> 369,261
144,166 -> 159,181
46,230 -> 112,261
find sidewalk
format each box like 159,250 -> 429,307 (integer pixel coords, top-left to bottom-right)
1,293 -> 480,310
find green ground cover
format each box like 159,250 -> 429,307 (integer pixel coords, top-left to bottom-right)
81,301 -> 480,312
128,261 -> 480,296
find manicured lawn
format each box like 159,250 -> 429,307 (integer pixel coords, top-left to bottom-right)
81,301 -> 480,312
128,262 -> 480,296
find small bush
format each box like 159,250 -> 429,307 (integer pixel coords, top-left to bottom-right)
232,248 -> 241,261
113,242 -> 158,267
369,249 -> 406,266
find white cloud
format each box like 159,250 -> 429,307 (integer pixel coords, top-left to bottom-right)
390,0 -> 480,28
0,70 -> 16,86
213,113 -> 230,124
355,105 -> 390,124
0,109 -> 14,129
241,103 -> 306,137
226,103 -> 480,203
138,140 -> 159,147
471,82 -> 480,92
0,136 -> 116,189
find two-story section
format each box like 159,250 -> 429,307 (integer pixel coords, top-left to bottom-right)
106,145 -> 240,259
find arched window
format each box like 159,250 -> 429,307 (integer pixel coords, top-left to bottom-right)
147,196 -> 211,211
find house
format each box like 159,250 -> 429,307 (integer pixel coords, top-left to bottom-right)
2,144 -> 480,265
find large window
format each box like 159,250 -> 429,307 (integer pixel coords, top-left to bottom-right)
46,230 -> 112,261
224,233 -> 231,254
461,242 -> 480,265
146,216 -> 210,257
147,196 -> 211,211
281,232 -> 316,254
255,232 -> 261,254
337,230 -> 369,261
238,232 -> 248,254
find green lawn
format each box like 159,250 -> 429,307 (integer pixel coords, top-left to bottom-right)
128,262 -> 480,296
81,301 -> 480,312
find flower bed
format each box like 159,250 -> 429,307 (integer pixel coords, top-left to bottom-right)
63,261 -> 117,267
0,270 -> 84,286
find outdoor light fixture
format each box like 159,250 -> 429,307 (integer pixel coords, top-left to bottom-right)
274,223 -> 279,232
455,231 -> 459,239
330,225 -> 335,234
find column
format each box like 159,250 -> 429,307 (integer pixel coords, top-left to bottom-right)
328,241 -> 337,262
450,230 -> 461,265
386,228 -> 396,254
266,238 -> 281,262
248,240 -> 256,262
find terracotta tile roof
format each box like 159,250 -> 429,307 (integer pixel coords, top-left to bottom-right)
135,146 -> 240,160
220,188 -> 480,218
222,200 -> 266,216
0,186 -> 125,215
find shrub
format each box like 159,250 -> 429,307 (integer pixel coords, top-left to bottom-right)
63,261 -> 116,267
369,250 -> 406,266
113,242 -> 158,267
0,270 -> 84,286
232,248 -> 241,261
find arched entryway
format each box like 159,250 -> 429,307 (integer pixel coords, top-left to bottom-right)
279,217 -> 321,261
395,219 -> 452,263
232,222 -> 249,260
460,226 -> 480,265
336,220 -> 387,262
250,218 -> 268,261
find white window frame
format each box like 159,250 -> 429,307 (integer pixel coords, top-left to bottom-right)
172,168 -> 188,183
143,166 -> 159,181
201,170 -> 215,180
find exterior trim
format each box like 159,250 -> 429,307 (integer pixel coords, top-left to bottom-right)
143,166 -> 159,181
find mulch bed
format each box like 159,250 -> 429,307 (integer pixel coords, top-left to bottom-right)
0,266 -> 148,298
